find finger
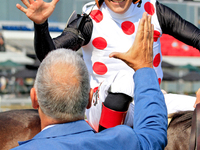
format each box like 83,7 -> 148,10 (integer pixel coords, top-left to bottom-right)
150,24 -> 154,46
134,13 -> 145,43
149,24 -> 154,61
193,89 -> 200,108
51,0 -> 60,6
196,88 -> 200,96
109,52 -> 125,60
109,52 -> 121,58
148,15 -> 151,33
143,14 -> 149,42
21,0 -> 30,7
28,0 -> 35,4
138,12 -> 147,32
194,100 -> 199,108
194,104 -> 196,108
16,4 -> 27,13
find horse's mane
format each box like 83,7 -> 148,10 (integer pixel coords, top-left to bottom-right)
168,110 -> 193,131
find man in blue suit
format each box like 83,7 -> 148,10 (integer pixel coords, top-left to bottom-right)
12,13 -> 167,150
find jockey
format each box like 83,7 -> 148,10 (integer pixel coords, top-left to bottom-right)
16,0 -> 200,131
87,69 -> 196,131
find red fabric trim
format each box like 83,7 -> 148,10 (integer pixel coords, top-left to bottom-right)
99,104 -> 127,128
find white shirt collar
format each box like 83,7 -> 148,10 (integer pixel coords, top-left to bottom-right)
42,124 -> 56,131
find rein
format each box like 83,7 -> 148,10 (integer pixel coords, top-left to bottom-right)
189,103 -> 200,150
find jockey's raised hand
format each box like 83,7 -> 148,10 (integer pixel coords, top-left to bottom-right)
109,12 -> 154,71
16,0 -> 59,24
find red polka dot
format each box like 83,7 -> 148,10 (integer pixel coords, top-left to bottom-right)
144,2 -> 155,15
93,87 -> 98,93
93,62 -> 108,75
121,21 -> 135,35
154,30 -> 161,42
153,53 -> 161,67
90,10 -> 103,23
158,78 -> 161,85
92,37 -> 107,50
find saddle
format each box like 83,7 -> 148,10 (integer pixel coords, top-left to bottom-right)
189,103 -> 200,150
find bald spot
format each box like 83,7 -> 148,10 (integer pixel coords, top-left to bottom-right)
50,62 -> 79,89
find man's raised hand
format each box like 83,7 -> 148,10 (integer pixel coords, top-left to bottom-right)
109,12 -> 154,71
16,0 -> 59,24
194,88 -> 200,108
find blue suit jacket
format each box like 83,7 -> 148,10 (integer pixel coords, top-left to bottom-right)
12,68 -> 168,150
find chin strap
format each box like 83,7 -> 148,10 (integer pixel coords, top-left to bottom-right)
95,0 -> 104,9
133,0 -> 142,7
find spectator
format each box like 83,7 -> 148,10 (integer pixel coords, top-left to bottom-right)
0,33 -> 5,52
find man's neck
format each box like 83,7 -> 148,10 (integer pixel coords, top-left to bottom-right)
38,108 -> 61,130
38,107 -> 84,130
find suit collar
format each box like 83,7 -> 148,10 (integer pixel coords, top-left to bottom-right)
19,120 -> 95,145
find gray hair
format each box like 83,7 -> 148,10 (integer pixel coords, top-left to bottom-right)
34,49 -> 90,121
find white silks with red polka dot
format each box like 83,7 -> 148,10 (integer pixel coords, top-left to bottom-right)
82,0 -> 163,130
82,0 -> 163,90
86,70 -> 135,131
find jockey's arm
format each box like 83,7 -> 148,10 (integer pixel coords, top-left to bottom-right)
156,1 -> 200,50
34,14 -> 93,61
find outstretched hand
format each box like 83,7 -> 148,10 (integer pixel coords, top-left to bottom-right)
194,88 -> 200,108
109,12 -> 154,71
16,0 -> 59,24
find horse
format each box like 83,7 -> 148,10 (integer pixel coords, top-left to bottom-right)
165,111 -> 193,150
0,109 -> 41,150
0,109 -> 195,150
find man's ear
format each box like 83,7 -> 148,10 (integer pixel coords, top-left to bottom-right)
86,88 -> 93,109
30,88 -> 39,109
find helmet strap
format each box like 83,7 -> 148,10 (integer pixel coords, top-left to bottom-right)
95,0 -> 104,9
133,0 -> 142,8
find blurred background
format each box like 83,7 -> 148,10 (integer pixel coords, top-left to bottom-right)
0,0 -> 200,111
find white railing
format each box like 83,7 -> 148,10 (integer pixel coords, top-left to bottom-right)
0,94 -> 31,112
